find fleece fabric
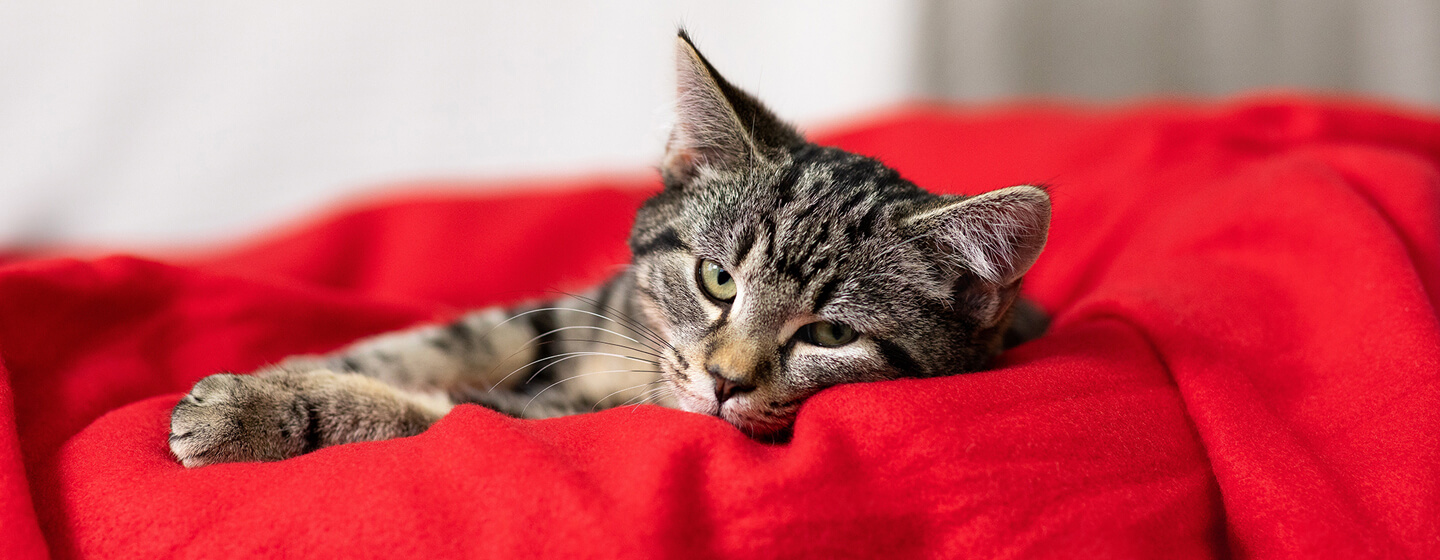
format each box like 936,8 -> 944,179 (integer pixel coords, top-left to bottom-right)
1,97 -> 1437,559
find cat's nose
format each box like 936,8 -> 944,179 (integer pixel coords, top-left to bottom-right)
707,366 -> 756,404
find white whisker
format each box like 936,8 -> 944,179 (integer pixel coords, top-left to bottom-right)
560,289 -> 675,352
591,379 -> 668,412
477,306 -> 665,375
488,307 -> 661,348
623,386 -> 672,410
525,325 -> 656,353
532,337 -> 663,360
484,319 -> 665,380
521,369 -> 662,417
490,351 -> 658,391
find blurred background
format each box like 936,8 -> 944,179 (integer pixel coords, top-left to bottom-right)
2,1 -> 1436,248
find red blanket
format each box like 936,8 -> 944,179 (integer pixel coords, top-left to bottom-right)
2,97 -> 1437,559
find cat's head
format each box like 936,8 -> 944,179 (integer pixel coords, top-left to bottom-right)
629,31 -> 1050,437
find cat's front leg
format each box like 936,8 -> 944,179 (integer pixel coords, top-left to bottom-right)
168,369 -> 451,468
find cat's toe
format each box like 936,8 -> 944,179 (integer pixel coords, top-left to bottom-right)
169,373 -> 309,468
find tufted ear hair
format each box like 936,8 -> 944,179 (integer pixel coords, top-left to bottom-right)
904,185 -> 1052,287
661,30 -> 804,188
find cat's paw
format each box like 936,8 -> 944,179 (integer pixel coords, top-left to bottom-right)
169,373 -> 311,468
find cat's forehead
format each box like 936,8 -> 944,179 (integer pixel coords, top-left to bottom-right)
689,147 -> 926,228
677,147 -> 949,331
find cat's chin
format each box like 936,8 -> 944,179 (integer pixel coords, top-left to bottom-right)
672,391 -> 794,440
729,418 -> 792,441
718,403 -> 795,440
726,412 -> 794,443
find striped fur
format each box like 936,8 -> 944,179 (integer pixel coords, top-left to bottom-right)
169,31 -> 1051,467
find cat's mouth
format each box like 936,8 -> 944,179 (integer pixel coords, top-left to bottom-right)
657,352 -> 803,438
660,364 -> 797,437
720,405 -> 794,439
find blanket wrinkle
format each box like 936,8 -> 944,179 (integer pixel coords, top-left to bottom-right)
0,96 -> 1437,559
1321,149 -> 1440,311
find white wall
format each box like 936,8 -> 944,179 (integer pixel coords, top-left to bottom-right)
0,1 -> 923,247
2,1 -> 1434,248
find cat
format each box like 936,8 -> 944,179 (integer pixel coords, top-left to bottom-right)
168,30 -> 1052,468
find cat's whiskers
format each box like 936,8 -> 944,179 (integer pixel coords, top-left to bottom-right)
521,368 -> 664,417
495,307 -> 663,349
521,337 -> 664,360
523,324 -> 659,354
559,289 -> 675,353
591,379 -> 668,412
479,307 -> 666,376
484,319 -> 665,387
623,385 -> 673,411
489,350 -> 658,391
550,293 -> 672,352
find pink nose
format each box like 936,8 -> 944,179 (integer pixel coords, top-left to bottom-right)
708,367 -> 756,404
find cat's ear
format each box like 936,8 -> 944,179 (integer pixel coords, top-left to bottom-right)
662,30 -> 804,186
905,186 -> 1052,287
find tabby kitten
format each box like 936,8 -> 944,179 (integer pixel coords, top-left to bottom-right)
169,31 -> 1051,467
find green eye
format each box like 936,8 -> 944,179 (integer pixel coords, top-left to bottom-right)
698,259 -> 737,303
799,321 -> 858,347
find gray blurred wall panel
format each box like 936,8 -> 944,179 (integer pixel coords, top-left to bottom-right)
920,0 -> 1440,106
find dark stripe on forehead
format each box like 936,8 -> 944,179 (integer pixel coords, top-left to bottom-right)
843,201 -> 886,243
771,218 -> 838,289
771,164 -> 802,207
760,216 -> 777,261
776,255 -> 825,291
811,275 -> 844,313
798,195 -> 833,228
732,224 -> 757,268
775,251 -> 802,283
800,220 -> 832,260
876,339 -> 921,376
631,227 -> 689,258
841,188 -> 869,210
804,255 -> 831,286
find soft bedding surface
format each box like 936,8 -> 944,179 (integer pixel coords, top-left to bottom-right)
1,97 -> 1438,559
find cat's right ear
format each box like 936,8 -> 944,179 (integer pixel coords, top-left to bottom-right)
904,185 -> 1051,328
661,30 -> 803,188
905,185 -> 1052,287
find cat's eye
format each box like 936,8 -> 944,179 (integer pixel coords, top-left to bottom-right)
697,259 -> 737,303
797,321 -> 858,348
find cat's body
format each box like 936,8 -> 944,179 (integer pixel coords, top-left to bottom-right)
169,31 -> 1052,468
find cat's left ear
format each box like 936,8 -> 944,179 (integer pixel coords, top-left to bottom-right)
662,30 -> 804,187
904,185 -> 1052,287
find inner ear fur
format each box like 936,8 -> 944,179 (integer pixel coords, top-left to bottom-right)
905,185 -> 1052,287
661,30 -> 804,187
